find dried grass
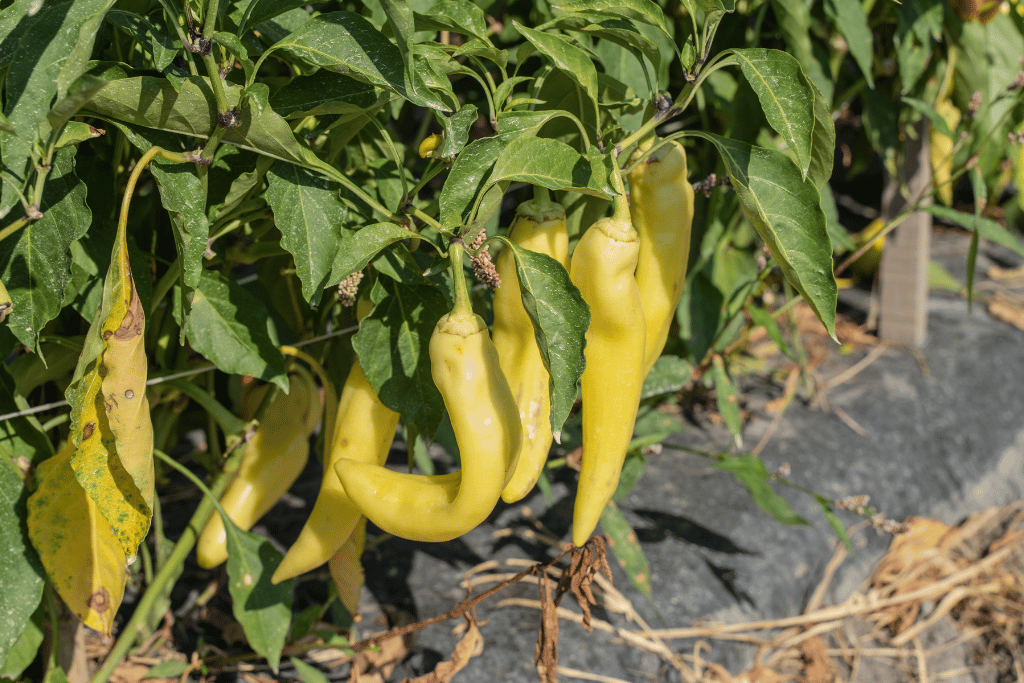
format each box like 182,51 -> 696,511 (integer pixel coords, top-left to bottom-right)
476,500 -> 1024,683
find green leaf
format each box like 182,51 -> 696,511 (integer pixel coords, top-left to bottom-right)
0,0 -> 115,215
47,74 -> 110,133
180,271 -> 289,391
224,519 -> 293,672
640,355 -> 693,400
600,502 -> 653,600
149,161 -> 210,296
713,455 -> 810,526
902,96 -> 954,140
767,0 -> 831,101
264,11 -> 449,111
352,278 -> 448,441
327,223 -> 420,287
496,110 -> 588,143
84,76 -> 314,166
711,355 -> 742,444
0,365 -> 55,464
0,603 -> 42,680
438,136 -> 504,228
814,496 -> 853,555
505,242 -> 590,436
569,16 -> 662,80
807,80 -> 835,190
265,162 -> 348,306
488,137 -> 615,197
691,132 -> 837,340
551,0 -> 672,36
268,70 -> 384,119
239,0 -> 309,33
924,205 -> 1024,257
514,21 -> 600,134
413,0 -> 490,41
730,48 -> 815,181
141,660 -> 189,679
438,104 -> 479,159
748,306 -> 794,360
0,463 -> 45,671
0,148 -> 91,353
105,9 -> 180,71
894,0 -> 942,95
823,0 -> 874,89
290,657 -> 331,683
54,120 -> 104,148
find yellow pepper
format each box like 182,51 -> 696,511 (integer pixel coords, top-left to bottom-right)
629,138 -> 694,376
334,243 -> 522,542
569,200 -> 646,547
419,133 -> 443,158
0,278 -> 11,322
272,302 -> 400,584
492,194 -> 569,503
930,99 -> 961,207
196,365 -> 322,569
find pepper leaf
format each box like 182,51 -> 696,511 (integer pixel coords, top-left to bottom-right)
0,462 -> 45,670
353,278 -> 448,441
504,242 -> 589,437
713,455 -> 810,526
224,515 -> 294,673
179,271 -> 289,391
489,137 -> 615,198
600,501 -> 653,600
266,162 -> 348,306
729,48 -> 815,181
690,132 -> 837,340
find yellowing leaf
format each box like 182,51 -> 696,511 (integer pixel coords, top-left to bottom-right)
65,206 -> 153,558
27,442 -> 127,635
328,518 -> 367,617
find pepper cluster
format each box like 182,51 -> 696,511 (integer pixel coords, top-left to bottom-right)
203,137 -> 694,609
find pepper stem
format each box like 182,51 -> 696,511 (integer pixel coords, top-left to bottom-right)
532,185 -> 552,210
449,242 -> 473,319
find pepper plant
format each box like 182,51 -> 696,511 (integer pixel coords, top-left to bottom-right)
0,0 -> 1020,681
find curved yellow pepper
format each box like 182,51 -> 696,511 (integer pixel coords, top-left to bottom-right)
196,365 -> 322,569
492,197 -> 569,503
569,207 -> 646,547
335,247 -> 522,543
271,316 -> 400,583
629,138 -> 695,375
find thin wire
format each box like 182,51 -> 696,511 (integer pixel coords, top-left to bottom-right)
0,323 -> 359,423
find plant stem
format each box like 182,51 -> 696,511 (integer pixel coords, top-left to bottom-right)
448,243 -> 471,318
0,214 -> 33,244
201,52 -> 232,119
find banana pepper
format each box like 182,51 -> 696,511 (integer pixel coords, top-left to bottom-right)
196,364 -> 322,569
335,243 -> 522,542
492,195 -> 569,503
629,138 -> 695,375
569,201 -> 646,547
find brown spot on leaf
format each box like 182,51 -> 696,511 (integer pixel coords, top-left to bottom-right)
124,389 -> 135,400
89,587 -> 111,613
111,280 -> 145,340
82,422 -> 96,440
